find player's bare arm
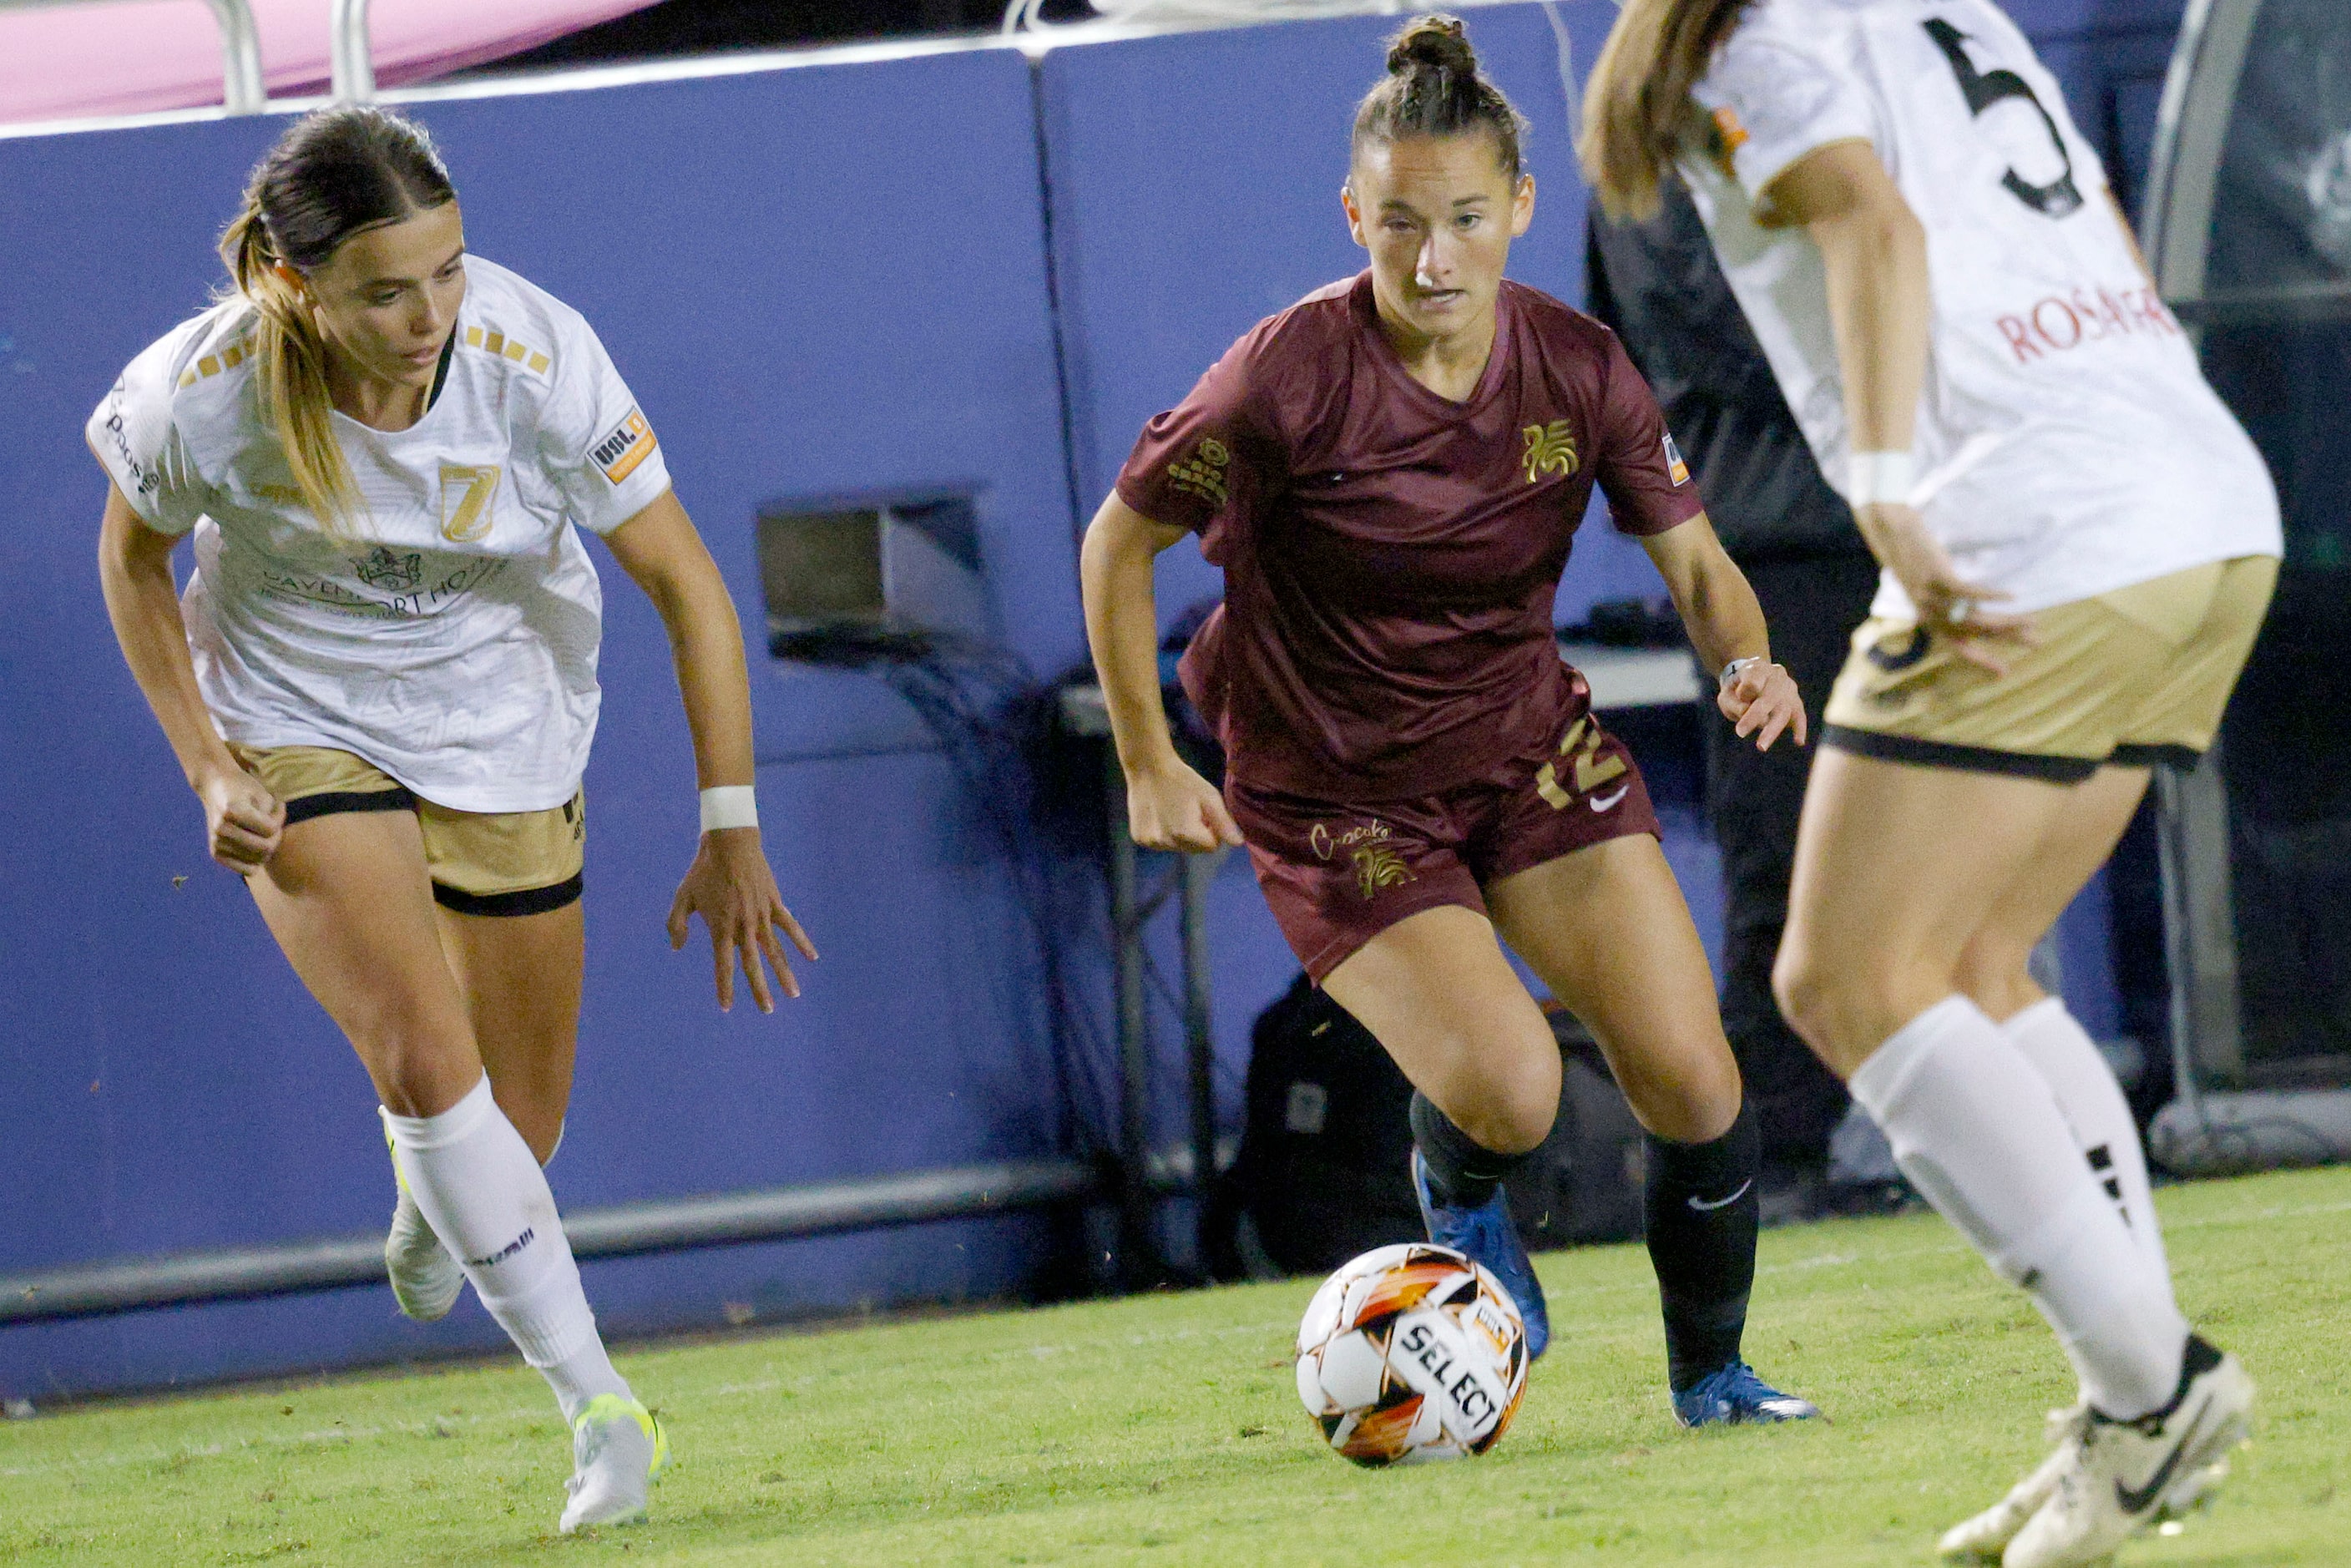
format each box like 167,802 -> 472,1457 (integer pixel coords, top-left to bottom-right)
601,488 -> 817,1014
96,480 -> 285,872
1640,511 -> 1806,751
1767,139 -> 2031,671
1078,490 -> 1244,855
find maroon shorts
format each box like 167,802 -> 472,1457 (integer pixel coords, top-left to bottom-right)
1228,700 -> 1661,982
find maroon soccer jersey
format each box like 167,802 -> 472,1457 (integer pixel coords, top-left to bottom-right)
1117,271 -> 1704,800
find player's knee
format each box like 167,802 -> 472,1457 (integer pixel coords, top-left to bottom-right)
1457,1047 -> 1559,1156
351,1005 -> 478,1117
1952,938 -> 2040,1018
1771,938 -> 1838,1048
1653,1056 -> 1743,1145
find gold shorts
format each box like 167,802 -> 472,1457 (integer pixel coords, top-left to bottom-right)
1822,555 -> 2278,781
227,744 -> 585,916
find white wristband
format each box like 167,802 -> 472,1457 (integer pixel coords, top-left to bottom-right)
699,786 -> 757,832
1847,449 -> 1916,508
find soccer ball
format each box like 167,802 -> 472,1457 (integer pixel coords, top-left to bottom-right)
1293,1242 -> 1529,1466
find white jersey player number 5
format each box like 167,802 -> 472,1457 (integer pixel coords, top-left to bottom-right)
1681,0 -> 2283,620
1919,18 -> 2083,219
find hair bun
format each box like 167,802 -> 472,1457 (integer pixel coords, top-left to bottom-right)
1386,13 -> 1476,78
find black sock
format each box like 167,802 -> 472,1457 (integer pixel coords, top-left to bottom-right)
1644,1101 -> 1760,1393
1409,1091 -> 1538,1208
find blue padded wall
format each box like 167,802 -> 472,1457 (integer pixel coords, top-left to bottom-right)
0,0 -> 2188,1399
0,48 -> 1086,1400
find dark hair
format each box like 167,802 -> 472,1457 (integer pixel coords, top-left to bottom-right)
1579,0 -> 1761,220
218,107 -> 458,530
1352,13 -> 1529,182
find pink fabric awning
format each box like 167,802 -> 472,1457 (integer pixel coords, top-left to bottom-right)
0,0 -> 661,126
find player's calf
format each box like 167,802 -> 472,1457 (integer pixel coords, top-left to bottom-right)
1409,1092 -> 1550,1358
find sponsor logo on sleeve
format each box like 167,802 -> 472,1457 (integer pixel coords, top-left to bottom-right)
99,383 -> 163,500
590,407 -> 656,485
1521,420 -> 1579,484
1663,431 -> 1691,486
1168,437 -> 1231,508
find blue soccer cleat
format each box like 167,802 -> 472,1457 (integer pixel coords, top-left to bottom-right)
1410,1149 -> 1550,1359
1671,1360 -> 1822,1428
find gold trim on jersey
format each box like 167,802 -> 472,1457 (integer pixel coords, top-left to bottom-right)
177,336 -> 254,389
462,324 -> 552,376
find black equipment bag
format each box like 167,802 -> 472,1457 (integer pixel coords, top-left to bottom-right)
1508,1007 -> 1646,1249
1219,974 -> 1422,1277
1214,978 -> 1646,1279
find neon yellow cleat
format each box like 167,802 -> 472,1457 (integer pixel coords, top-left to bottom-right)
381,1117 -> 463,1322
559,1393 -> 669,1533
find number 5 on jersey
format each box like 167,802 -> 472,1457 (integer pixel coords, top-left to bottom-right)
1923,18 -> 2084,218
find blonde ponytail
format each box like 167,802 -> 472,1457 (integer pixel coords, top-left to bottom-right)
1578,0 -> 1759,221
220,194 -> 361,534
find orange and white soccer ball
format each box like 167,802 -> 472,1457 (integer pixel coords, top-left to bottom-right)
1293,1242 -> 1530,1466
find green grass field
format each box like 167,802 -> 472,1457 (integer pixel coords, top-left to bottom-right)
5,1166 -> 2348,1566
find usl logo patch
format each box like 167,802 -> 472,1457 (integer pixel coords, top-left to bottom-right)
1663,432 -> 1691,486
590,407 -> 656,484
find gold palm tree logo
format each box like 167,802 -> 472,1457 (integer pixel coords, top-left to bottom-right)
1522,421 -> 1579,484
1352,845 -> 1416,900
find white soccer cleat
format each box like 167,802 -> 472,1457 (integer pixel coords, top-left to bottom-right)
559,1393 -> 669,1534
1939,1403 -> 2087,1560
2001,1337 -> 2252,1568
384,1175 -> 465,1322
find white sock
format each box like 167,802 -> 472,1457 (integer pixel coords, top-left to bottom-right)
382,1077 -> 629,1424
2004,997 -> 2174,1297
1849,996 -> 2188,1419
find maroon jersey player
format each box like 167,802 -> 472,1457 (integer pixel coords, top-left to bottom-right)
1080,13 -> 1818,1427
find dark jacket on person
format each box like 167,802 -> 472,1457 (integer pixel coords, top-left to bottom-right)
1585,175 -> 1868,566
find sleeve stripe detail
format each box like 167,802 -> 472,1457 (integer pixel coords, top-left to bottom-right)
178,337 -> 254,390
463,324 -> 553,378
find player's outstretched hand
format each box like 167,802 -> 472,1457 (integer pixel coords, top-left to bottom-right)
1858,500 -> 2038,674
195,759 -> 286,873
667,827 -> 818,1014
1124,757 -> 1246,854
1719,660 -> 1807,751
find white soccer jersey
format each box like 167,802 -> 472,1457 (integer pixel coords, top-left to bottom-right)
88,256 -> 671,813
1680,0 -> 2282,616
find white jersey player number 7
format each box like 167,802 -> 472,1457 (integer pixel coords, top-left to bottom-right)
1680,0 -> 2281,620
87,255 -> 670,816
